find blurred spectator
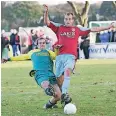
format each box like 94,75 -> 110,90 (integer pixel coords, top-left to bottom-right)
96,28 -> 116,43
112,28 -> 116,42
96,32 -> 101,43
1,30 -> 6,58
99,30 -> 110,43
46,36 -> 53,50
10,29 -> 17,56
80,35 -> 90,59
77,43 -> 79,59
1,30 -> 10,62
14,30 -> 21,55
31,29 -> 38,49
109,28 -> 114,42
36,29 -> 44,38
28,29 -> 33,51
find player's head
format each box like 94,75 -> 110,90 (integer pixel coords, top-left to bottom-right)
36,37 -> 46,50
64,12 -> 75,27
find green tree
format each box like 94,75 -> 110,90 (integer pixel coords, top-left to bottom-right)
12,1 -> 42,27
99,1 -> 116,20
1,1 -> 43,31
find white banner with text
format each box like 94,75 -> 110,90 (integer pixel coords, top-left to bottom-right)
89,43 -> 116,59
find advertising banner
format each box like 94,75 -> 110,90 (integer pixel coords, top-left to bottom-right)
89,43 -> 116,59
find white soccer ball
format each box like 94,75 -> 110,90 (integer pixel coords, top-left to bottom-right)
64,103 -> 77,115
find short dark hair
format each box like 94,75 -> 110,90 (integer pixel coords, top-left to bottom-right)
36,37 -> 46,45
65,12 -> 75,19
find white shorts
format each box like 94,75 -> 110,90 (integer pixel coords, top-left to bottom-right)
55,54 -> 76,77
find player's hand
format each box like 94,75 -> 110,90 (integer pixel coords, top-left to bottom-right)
43,4 -> 48,12
29,70 -> 36,77
54,44 -> 63,49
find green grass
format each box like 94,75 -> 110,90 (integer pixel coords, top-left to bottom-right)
1,59 -> 116,116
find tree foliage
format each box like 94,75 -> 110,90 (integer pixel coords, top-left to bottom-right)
1,1 -> 42,31
99,1 -> 116,20
1,1 -> 116,31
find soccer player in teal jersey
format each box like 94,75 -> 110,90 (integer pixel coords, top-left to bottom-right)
2,37 -> 61,109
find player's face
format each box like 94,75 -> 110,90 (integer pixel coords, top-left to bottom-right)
37,39 -> 46,50
64,14 -> 74,27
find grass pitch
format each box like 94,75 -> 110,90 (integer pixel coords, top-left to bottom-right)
1,59 -> 116,116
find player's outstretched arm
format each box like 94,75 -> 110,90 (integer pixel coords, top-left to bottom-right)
43,4 -> 50,26
2,54 -> 30,63
1,51 -> 32,63
90,22 -> 115,32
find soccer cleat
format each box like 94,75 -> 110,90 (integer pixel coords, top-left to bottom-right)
43,101 -> 58,109
61,93 -> 72,105
45,84 -> 55,96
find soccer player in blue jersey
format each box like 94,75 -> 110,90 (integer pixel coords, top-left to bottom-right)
2,37 -> 61,109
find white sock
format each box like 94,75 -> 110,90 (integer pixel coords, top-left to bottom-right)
62,76 -> 70,94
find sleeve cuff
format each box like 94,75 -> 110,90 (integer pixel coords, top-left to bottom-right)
8,58 -> 11,61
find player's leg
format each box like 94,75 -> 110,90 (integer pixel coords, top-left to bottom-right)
35,77 -> 57,109
55,55 -> 64,89
61,68 -> 72,105
56,54 -> 75,105
43,76 -> 61,109
44,84 -> 61,109
34,70 -> 55,96
57,75 -> 64,88
49,77 -> 62,102
12,45 -> 15,56
41,81 -> 57,109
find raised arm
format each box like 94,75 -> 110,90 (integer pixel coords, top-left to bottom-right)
43,4 -> 50,26
90,22 -> 115,32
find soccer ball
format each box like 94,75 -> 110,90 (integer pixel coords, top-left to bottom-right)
64,103 -> 77,115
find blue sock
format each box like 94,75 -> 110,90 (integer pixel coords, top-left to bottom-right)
62,76 -> 70,94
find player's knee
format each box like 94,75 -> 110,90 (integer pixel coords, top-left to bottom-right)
41,81 -> 49,89
55,94 -> 61,101
65,68 -> 71,77
55,91 -> 61,101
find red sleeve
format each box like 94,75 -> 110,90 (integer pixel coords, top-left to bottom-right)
48,22 -> 59,34
78,28 -> 90,36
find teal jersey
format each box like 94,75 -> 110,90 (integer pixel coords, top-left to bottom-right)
31,49 -> 53,71
9,48 -> 56,71
6,49 -> 57,84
